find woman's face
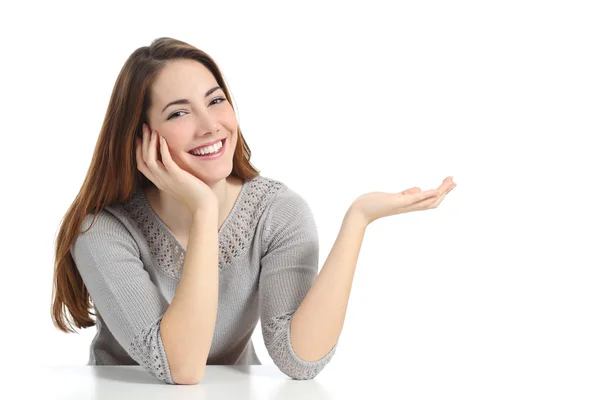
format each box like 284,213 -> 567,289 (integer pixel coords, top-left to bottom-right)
146,59 -> 238,185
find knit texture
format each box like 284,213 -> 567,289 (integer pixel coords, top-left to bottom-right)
70,175 -> 337,384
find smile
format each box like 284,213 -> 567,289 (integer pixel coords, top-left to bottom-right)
189,138 -> 226,160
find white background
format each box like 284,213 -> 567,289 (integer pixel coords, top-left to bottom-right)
1,0 -> 599,397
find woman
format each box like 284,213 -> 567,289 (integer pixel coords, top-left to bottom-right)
51,37 -> 457,385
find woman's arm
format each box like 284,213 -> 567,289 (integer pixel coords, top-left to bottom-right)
289,206 -> 366,362
290,176 -> 456,361
160,209 -> 219,385
259,189 -> 339,380
72,209 -> 219,385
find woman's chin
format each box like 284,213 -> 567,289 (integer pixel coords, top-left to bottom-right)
187,165 -> 234,186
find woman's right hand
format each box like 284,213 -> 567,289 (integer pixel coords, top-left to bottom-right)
136,123 -> 218,214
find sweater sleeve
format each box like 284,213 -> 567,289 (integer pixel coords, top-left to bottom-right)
259,188 -> 337,380
70,212 -> 175,384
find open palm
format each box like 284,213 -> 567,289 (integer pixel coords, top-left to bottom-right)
353,176 -> 456,225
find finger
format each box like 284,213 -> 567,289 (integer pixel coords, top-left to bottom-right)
424,182 -> 457,209
137,124 -> 150,169
405,179 -> 455,210
141,122 -> 149,139
135,136 -> 145,171
147,130 -> 167,174
437,176 -> 454,192
408,192 -> 441,209
428,191 -> 449,208
146,129 -> 157,166
158,135 -> 176,172
136,128 -> 156,181
437,182 -> 455,194
142,124 -> 151,163
410,189 -> 440,203
142,126 -> 166,185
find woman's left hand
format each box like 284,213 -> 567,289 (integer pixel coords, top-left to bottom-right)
351,176 -> 457,225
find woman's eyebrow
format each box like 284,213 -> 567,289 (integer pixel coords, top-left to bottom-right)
161,86 -> 223,114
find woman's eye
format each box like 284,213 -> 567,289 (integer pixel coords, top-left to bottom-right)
210,97 -> 226,106
167,111 -> 186,120
167,98 -> 226,120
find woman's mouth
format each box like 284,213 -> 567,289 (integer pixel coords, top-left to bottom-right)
189,138 -> 226,160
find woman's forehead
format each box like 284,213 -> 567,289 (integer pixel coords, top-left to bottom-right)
152,60 -> 217,100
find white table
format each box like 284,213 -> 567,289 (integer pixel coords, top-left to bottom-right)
17,363 -> 591,398
24,364 -> 363,399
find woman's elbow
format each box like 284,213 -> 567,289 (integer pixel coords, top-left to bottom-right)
171,367 -> 206,385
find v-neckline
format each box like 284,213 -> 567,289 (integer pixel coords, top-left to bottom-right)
139,179 -> 249,254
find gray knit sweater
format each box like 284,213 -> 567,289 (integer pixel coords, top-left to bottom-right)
70,175 -> 337,384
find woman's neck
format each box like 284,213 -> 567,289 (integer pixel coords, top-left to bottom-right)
144,176 -> 241,235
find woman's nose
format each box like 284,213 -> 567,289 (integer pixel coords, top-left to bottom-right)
195,111 -> 219,134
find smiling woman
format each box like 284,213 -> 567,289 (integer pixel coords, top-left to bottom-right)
50,37 -> 339,385
49,35 -> 455,387
142,58 -> 240,189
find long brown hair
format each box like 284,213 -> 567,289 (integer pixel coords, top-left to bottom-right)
51,37 -> 260,333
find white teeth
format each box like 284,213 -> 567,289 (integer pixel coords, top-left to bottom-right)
191,140 -> 222,156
